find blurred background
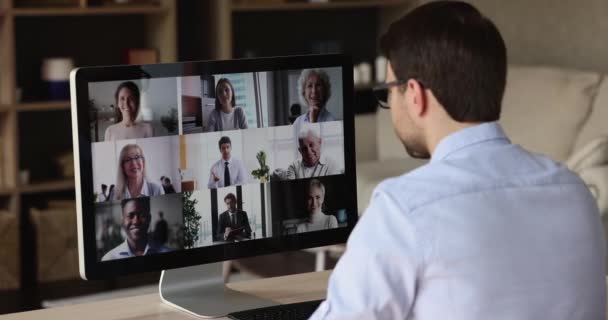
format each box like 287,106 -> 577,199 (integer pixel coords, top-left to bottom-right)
1,0 -> 608,314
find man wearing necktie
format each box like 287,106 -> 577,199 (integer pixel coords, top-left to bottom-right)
208,136 -> 248,189
217,193 -> 252,241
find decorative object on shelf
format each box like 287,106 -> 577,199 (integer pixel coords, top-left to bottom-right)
30,202 -> 79,282
375,55 -> 387,83
125,48 -> 158,65
160,107 -> 178,134
353,62 -> 372,86
182,191 -> 201,249
19,169 -> 30,185
41,57 -> 74,100
251,150 -> 270,183
0,212 -> 19,289
55,151 -> 74,178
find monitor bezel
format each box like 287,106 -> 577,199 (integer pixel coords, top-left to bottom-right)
71,54 -> 358,280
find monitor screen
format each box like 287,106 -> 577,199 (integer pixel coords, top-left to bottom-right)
71,54 -> 357,279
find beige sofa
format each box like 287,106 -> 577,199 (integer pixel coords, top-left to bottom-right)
355,65 -> 608,219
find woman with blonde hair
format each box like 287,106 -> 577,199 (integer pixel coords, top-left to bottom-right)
296,179 -> 338,233
114,144 -> 163,200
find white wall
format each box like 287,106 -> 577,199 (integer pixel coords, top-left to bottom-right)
414,0 -> 608,72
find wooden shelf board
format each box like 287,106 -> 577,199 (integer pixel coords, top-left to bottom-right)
232,0 -> 407,12
15,101 -> 70,112
355,83 -> 376,91
0,187 -> 16,195
10,5 -> 165,16
19,179 -> 75,193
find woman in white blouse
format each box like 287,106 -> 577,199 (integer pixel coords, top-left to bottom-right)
296,179 -> 338,233
114,144 -> 163,200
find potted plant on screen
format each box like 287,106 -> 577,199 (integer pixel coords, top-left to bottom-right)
251,150 -> 270,183
160,107 -> 178,134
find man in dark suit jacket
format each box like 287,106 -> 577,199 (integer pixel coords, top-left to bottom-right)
217,193 -> 252,241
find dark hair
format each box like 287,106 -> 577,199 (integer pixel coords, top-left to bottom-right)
380,1 -> 506,122
218,136 -> 231,149
214,78 -> 236,111
224,193 -> 237,203
114,81 -> 141,123
120,197 -> 150,216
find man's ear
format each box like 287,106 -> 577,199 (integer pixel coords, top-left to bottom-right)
406,79 -> 427,118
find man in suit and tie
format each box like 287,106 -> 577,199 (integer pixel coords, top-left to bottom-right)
217,193 -> 252,241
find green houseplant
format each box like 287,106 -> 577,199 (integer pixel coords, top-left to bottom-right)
251,150 -> 270,183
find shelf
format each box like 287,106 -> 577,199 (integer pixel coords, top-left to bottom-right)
0,187 -> 16,195
19,179 -> 74,194
232,0 -> 407,12
15,100 -> 70,112
10,5 -> 165,16
355,83 -> 376,91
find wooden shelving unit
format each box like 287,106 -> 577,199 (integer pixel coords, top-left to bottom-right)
0,0 -> 177,307
206,0 -> 414,61
14,100 -> 70,112
231,0 -> 406,12
19,178 -> 75,193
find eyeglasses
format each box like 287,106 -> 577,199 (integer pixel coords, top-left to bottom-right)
122,155 -> 144,164
372,80 -> 407,109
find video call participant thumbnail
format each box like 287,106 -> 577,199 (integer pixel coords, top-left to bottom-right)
286,126 -> 341,179
217,193 -> 252,241
101,197 -> 171,261
115,144 -> 164,200
208,136 -> 249,188
296,179 -> 338,233
206,78 -> 249,132
104,81 -> 153,141
292,69 -> 337,127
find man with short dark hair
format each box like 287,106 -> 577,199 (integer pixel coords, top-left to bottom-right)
311,2 -> 606,319
208,136 -> 248,188
101,197 -> 170,261
216,193 -> 252,241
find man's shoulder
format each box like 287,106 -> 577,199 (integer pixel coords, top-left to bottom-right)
101,241 -> 128,261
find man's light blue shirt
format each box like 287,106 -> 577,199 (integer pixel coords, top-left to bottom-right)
311,122 -> 606,320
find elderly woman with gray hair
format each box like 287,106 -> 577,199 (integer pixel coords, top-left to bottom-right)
292,69 -> 337,128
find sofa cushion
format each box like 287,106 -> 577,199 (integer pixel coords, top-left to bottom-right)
356,157 -> 427,214
500,65 -> 600,162
574,77 -> 608,152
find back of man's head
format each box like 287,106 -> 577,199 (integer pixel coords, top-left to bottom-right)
380,1 -> 507,122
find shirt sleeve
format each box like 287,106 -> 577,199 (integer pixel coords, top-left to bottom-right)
208,163 -> 218,188
236,159 -> 248,184
309,190 -> 421,320
238,108 -> 248,129
206,111 -> 217,132
104,126 -> 112,141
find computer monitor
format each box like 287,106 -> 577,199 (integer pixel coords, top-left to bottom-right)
70,54 -> 357,317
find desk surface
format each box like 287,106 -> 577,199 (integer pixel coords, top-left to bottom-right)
1,271 -> 331,320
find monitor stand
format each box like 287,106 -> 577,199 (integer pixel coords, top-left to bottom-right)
159,262 -> 278,318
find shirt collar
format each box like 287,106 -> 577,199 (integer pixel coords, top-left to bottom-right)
124,180 -> 149,198
117,240 -> 156,257
304,108 -> 328,122
222,157 -> 232,165
431,122 -> 510,163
